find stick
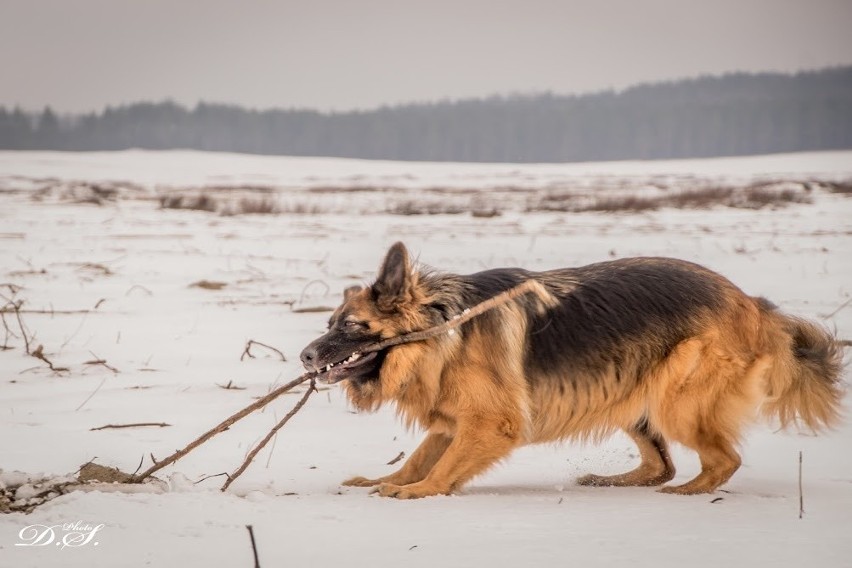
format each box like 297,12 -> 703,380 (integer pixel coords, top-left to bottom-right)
221,378 -> 316,491
84,351 -> 119,373
76,376 -> 107,411
241,340 -> 287,362
132,279 -> 551,484
387,451 -> 405,465
0,310 -> 15,350
12,301 -> 31,354
822,298 -> 852,320
246,525 -> 261,568
30,344 -> 69,373
798,450 -> 804,519
361,279 -> 558,354
1,308 -> 94,315
91,422 -> 172,431
131,372 -> 312,482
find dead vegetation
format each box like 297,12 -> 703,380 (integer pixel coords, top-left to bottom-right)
7,174 -> 847,219
527,182 -> 813,213
240,340 -> 287,362
0,292 -> 120,377
30,179 -> 146,205
190,280 -> 228,291
822,180 -> 852,195
159,193 -> 218,212
90,423 -> 171,431
388,200 -> 466,216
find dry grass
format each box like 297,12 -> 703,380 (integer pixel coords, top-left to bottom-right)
388,201 -> 466,216
231,196 -> 279,215
159,194 -> 218,213
823,180 -> 852,195
528,183 -> 811,213
308,185 -> 386,194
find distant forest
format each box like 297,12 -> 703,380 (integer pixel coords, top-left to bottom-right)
2,67 -> 851,163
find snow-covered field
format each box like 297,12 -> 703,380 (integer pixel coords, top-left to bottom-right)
0,150 -> 850,567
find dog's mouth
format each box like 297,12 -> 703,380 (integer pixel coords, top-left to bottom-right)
313,350 -> 381,385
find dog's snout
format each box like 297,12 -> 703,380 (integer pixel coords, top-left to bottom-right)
300,344 -> 319,369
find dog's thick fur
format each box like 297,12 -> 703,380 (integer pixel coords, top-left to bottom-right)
300,243 -> 844,499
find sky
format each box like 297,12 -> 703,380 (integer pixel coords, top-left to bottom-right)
1,0 -> 851,114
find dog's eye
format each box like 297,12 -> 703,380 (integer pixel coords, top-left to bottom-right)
344,320 -> 367,330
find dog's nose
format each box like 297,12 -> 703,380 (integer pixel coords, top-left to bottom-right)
300,345 -> 318,369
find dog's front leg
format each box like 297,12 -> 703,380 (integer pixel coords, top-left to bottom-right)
376,416 -> 520,499
342,432 -> 452,487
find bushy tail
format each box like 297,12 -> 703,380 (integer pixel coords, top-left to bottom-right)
760,309 -> 845,431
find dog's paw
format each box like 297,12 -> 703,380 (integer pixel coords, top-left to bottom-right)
374,482 -> 443,499
342,476 -> 381,487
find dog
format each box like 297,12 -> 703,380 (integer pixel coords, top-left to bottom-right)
300,242 -> 844,499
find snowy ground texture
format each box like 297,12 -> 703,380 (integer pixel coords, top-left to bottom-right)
0,150 -> 850,567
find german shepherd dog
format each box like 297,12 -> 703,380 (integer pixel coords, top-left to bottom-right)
300,243 -> 844,499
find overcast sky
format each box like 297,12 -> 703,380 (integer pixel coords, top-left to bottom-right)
2,0 -> 851,113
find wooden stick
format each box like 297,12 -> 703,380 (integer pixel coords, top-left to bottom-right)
361,278 -> 557,354
221,378 -> 316,491
246,525 -> 261,568
386,451 -> 405,465
12,300 -> 31,354
132,279 -> 552,485
241,339 -> 287,362
798,450 -> 804,519
131,373 -> 312,482
91,422 -> 172,431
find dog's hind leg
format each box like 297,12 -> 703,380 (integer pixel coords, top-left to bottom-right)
577,422 -> 675,487
342,432 -> 452,488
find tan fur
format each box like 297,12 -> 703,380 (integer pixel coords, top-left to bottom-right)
334,251 -> 845,499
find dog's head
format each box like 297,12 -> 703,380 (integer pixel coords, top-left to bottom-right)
299,242 -> 438,387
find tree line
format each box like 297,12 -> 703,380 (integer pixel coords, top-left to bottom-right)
1,67 -> 850,163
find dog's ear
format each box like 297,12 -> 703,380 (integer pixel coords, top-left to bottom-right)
343,285 -> 363,302
373,242 -> 413,312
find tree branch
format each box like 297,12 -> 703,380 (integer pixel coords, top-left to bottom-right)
131,372 -> 312,482
241,339 -> 287,362
221,378 -> 316,491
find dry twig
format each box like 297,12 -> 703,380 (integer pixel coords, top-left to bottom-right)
241,339 -> 287,362
0,310 -> 17,350
11,300 -> 32,353
30,344 -> 69,373
193,472 -> 230,485
76,376 -> 107,411
246,525 -> 261,568
821,298 -> 852,320
386,451 -> 406,465
798,450 -> 804,519
222,379 -> 317,491
130,279 -> 549,489
84,351 -> 120,373
91,422 -> 172,431
361,279 -> 557,354
126,284 -> 153,296
131,372 -> 312,483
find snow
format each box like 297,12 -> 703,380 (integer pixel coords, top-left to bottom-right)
0,148 -> 850,189
0,150 -> 850,567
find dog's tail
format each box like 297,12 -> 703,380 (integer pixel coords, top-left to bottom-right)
759,302 -> 845,431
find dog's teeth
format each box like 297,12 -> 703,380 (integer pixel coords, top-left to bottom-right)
324,364 -> 331,372
342,352 -> 361,365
